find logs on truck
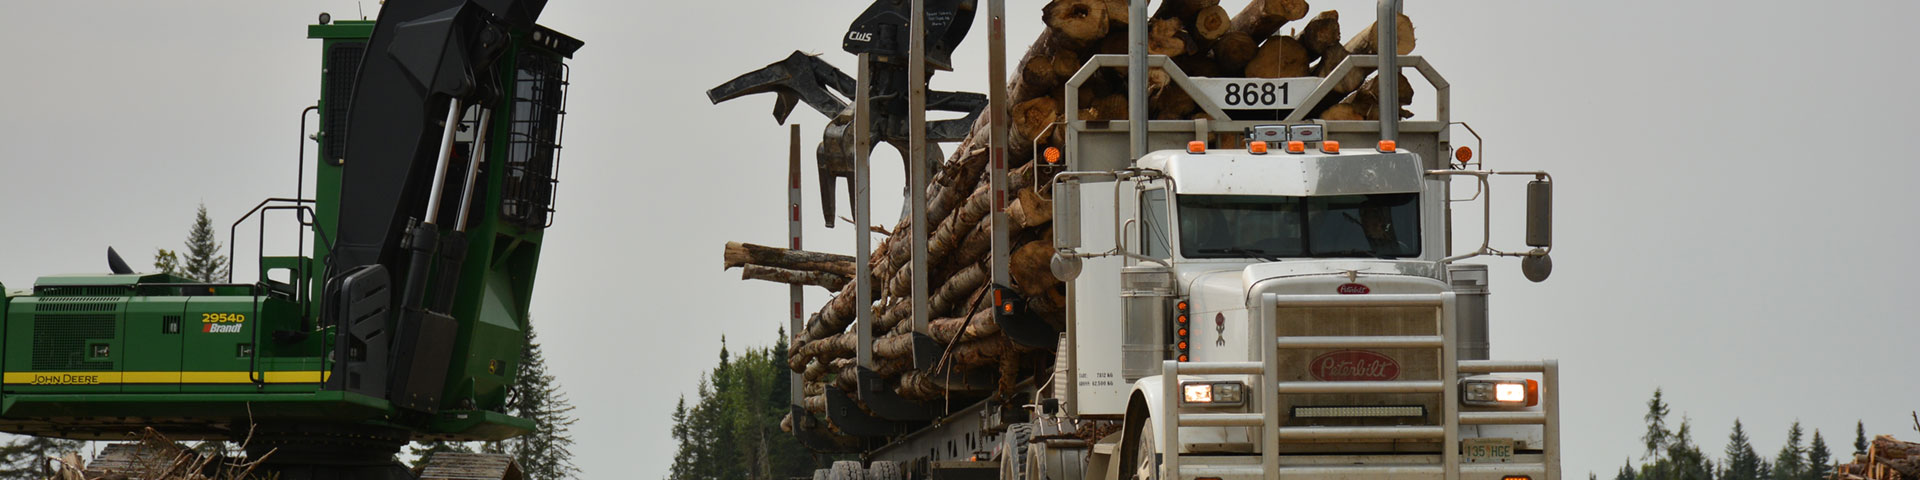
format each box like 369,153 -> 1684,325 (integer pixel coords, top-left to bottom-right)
721,0 -> 1422,437
1839,435 -> 1920,480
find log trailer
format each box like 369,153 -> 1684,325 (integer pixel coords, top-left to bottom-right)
0,1 -> 578,478
720,1 -> 1564,480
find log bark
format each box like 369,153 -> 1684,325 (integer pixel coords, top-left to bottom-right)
1152,0 -> 1219,21
1227,0 -> 1309,41
1007,187 -> 1054,229
1245,36 -> 1311,78
740,264 -> 849,291
1342,73 -> 1415,121
1296,10 -> 1341,58
723,242 -> 854,276
1874,435 -> 1920,478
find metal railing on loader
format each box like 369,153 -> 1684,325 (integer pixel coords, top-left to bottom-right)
1158,292 -> 1560,480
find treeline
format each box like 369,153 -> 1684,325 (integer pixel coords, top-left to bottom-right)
1607,388 -> 1865,480
666,331 -> 845,480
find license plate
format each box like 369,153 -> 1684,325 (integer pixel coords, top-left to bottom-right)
1463,438 -> 1515,463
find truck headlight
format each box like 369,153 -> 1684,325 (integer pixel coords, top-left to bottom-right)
1181,381 -> 1246,405
1460,376 -> 1538,407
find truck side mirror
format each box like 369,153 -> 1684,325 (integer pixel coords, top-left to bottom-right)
1523,178 -> 1553,282
1525,179 -> 1551,248
1053,180 -> 1081,250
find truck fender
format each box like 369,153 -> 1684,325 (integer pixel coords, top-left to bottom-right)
1123,375 -> 1168,457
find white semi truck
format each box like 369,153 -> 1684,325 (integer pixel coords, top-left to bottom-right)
781,2 -> 1563,479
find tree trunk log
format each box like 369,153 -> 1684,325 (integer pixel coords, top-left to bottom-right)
1246,36 -> 1311,78
1044,0 -> 1110,48
723,242 -> 854,276
1227,0 -> 1309,41
740,264 -> 849,291
1296,10 -> 1341,59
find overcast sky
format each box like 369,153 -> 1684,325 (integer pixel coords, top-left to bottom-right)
2,0 -> 1918,478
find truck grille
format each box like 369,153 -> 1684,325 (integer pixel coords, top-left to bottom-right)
1276,305 -> 1441,427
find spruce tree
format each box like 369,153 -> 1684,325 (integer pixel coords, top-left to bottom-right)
486,327 -> 578,479
1855,421 -> 1868,456
1665,417 -> 1715,480
1773,422 -> 1807,480
1808,430 -> 1832,480
182,203 -> 230,283
1725,419 -> 1765,480
1615,458 -> 1638,480
1644,389 -> 1674,462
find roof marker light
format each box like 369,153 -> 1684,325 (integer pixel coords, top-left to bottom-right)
1248,141 -> 1269,155
1286,141 -> 1306,154
1377,140 -> 1397,152
1187,141 -> 1206,154
1321,140 -> 1341,154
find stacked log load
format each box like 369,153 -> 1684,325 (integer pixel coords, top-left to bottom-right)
1838,435 -> 1920,480
724,0 -> 1421,434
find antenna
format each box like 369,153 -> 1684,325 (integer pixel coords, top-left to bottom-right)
358,2 -> 366,20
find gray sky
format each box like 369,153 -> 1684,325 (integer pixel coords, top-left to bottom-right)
3,0 -> 1918,477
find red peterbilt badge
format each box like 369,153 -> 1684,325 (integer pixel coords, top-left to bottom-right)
1336,283 -> 1370,295
1309,350 -> 1400,381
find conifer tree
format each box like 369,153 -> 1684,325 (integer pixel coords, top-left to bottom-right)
1808,430 -> 1832,480
1855,421 -> 1868,456
486,327 -> 578,479
1773,422 -> 1807,480
1725,419 -> 1766,480
1645,389 -> 1674,462
0,435 -> 84,479
182,203 -> 230,283
1615,458 -> 1638,480
1665,416 -> 1715,480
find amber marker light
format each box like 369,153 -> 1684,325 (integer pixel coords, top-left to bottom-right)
1377,139 -> 1397,152
1286,141 -> 1306,154
1187,141 -> 1206,154
1456,146 -> 1474,164
1321,140 -> 1341,154
1044,146 -> 1062,164
1247,141 -> 1269,155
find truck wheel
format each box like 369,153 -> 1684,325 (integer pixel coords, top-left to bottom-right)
1001,423 -> 1033,479
867,460 -> 902,480
1120,418 -> 1158,480
829,460 -> 867,480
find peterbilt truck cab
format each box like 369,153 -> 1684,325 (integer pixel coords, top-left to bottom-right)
1046,52 -> 1560,479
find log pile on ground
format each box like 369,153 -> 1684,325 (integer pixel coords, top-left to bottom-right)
722,0 -> 1422,436
1839,435 -> 1920,480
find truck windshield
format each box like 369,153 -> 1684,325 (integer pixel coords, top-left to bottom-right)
1178,193 -> 1421,259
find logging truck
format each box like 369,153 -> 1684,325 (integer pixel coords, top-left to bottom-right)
720,1 -> 1565,479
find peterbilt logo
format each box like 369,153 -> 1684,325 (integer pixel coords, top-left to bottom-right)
1309,350 -> 1400,381
1336,283 -> 1370,295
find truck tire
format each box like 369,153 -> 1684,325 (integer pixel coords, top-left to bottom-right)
1119,417 -> 1158,480
830,460 -> 867,480
867,460 -> 902,480
1001,423 -> 1034,480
